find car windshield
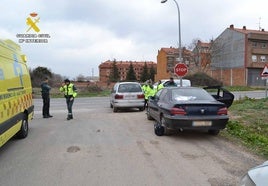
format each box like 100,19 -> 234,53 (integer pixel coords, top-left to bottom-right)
118,84 -> 142,93
171,88 -> 215,101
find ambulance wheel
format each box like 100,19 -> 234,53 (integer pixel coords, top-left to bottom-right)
16,116 -> 28,139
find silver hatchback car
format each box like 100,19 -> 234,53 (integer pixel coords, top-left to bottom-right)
110,82 -> 145,112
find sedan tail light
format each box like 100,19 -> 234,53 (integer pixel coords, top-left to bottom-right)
171,107 -> 186,115
115,94 -> 123,99
137,94 -> 145,99
217,107 -> 228,115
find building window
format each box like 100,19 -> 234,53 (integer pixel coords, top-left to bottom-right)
252,55 -> 257,62
261,43 -> 267,48
252,42 -> 257,47
260,56 -> 266,62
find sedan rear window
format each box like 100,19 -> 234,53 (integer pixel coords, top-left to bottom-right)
172,88 -> 215,101
118,84 -> 142,93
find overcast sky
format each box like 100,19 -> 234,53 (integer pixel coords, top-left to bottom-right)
1,0 -> 268,79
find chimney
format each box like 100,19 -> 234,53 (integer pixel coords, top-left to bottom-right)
230,24 -> 234,29
243,26 -> 246,30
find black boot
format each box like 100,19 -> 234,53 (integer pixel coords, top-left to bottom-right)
67,114 -> 73,120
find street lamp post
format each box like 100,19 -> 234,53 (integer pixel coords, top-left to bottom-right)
161,0 -> 182,62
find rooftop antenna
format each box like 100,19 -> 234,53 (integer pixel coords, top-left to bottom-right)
258,17 -> 262,31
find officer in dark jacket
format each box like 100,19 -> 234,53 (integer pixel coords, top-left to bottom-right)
164,77 -> 177,87
41,77 -> 53,118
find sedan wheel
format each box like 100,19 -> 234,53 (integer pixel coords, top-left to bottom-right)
160,117 -> 171,135
208,129 -> 220,135
154,122 -> 164,136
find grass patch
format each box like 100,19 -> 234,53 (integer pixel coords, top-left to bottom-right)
224,86 -> 265,91
222,97 -> 268,158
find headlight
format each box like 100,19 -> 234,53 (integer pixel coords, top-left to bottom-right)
240,173 -> 255,186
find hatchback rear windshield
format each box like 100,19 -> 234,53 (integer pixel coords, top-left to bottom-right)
118,84 -> 142,93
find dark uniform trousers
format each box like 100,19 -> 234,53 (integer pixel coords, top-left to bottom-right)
42,93 -> 50,117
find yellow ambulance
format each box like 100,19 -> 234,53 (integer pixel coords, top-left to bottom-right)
0,38 -> 34,147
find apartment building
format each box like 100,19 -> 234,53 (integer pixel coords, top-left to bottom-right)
192,40 -> 211,72
210,24 -> 268,86
99,60 -> 156,83
155,47 -> 193,81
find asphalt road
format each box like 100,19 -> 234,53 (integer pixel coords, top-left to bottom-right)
232,90 -> 267,100
0,96 -> 265,186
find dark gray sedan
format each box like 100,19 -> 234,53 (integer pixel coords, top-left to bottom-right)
147,87 -> 233,136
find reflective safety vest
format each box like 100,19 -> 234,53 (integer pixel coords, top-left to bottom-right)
60,83 -> 77,98
156,83 -> 164,92
142,85 -> 154,100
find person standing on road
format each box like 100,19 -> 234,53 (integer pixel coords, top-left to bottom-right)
41,77 -> 53,118
60,79 -> 77,120
142,80 -> 154,110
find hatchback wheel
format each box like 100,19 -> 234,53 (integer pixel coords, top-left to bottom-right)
113,106 -> 118,112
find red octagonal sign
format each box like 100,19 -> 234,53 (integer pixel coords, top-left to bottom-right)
174,63 -> 188,76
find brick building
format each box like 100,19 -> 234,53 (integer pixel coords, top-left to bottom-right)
192,40 -> 211,72
99,60 -> 156,83
210,25 -> 268,86
155,47 -> 193,81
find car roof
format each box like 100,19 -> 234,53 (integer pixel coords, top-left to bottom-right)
116,81 -> 140,85
164,86 -> 198,90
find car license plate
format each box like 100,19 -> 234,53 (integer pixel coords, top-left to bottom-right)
124,95 -> 135,99
192,121 -> 212,126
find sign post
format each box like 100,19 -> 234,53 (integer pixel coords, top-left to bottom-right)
260,64 -> 268,98
174,63 -> 188,87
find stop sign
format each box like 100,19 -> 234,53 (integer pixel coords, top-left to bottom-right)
174,63 -> 188,76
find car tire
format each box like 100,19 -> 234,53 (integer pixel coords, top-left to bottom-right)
16,115 -> 28,139
160,117 -> 171,135
146,108 -> 154,120
113,106 -> 118,113
139,107 -> 144,111
208,129 -> 220,135
154,122 -> 164,136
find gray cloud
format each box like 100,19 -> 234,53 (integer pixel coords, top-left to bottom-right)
1,0 -> 267,78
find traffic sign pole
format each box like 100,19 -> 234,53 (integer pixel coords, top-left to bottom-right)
174,63 -> 188,87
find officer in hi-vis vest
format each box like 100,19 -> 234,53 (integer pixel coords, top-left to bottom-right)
60,79 -> 77,120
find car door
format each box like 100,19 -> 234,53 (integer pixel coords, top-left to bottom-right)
150,89 -> 169,121
204,86 -> 234,108
148,89 -> 163,120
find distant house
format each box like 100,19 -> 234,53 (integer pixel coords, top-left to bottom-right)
98,60 -> 156,83
155,47 -> 193,81
192,40 -> 211,72
210,24 -> 268,86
